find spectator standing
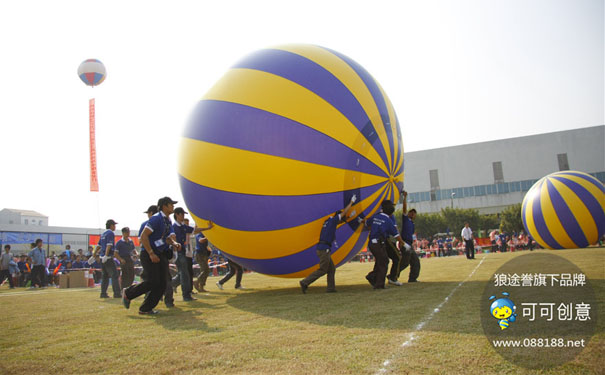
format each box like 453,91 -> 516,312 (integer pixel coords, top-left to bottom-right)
116,227 -> 136,289
28,239 -> 47,288
94,219 -> 121,298
461,222 -> 475,260
17,255 -> 29,287
0,245 -> 15,288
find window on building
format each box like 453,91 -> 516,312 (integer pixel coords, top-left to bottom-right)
493,162 -> 504,184
557,153 -> 569,171
24,219 -> 28,225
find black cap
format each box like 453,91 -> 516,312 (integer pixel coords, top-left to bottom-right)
106,219 -> 118,226
157,196 -> 178,208
144,205 -> 158,214
174,207 -> 188,216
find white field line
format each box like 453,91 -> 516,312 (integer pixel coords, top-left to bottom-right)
376,256 -> 486,375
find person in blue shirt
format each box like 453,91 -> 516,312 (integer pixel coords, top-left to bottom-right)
93,219 -> 121,298
365,199 -> 406,289
445,236 -> 453,256
437,237 -> 445,257
28,239 -> 47,288
399,191 -> 421,282
499,232 -> 507,252
123,197 -> 181,315
171,207 -> 209,301
115,227 -> 136,289
17,255 -> 29,287
299,195 -> 357,294
193,230 -> 212,292
385,213 -> 405,286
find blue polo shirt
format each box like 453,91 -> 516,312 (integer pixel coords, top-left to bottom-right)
144,212 -> 175,255
98,229 -> 115,257
438,239 -> 444,248
115,238 -> 135,258
499,234 -> 507,244
369,212 -> 400,242
401,214 -> 415,244
139,220 -> 148,251
173,222 -> 194,247
317,212 -> 342,251
195,233 -> 209,256
28,247 -> 46,266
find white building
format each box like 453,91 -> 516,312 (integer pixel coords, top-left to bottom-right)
403,125 -> 605,214
0,208 -> 49,226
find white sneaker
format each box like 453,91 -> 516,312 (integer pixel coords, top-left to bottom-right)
388,278 -> 403,286
235,286 -> 246,290
216,281 -> 223,290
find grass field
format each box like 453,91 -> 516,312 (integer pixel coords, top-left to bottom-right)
0,249 -> 603,375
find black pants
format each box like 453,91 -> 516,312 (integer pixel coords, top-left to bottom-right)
101,259 -> 121,297
367,242 -> 388,288
400,242 -> 421,282
120,259 -> 135,289
31,265 -> 46,287
301,249 -> 335,291
125,251 -> 169,312
465,239 -> 475,259
0,270 -> 14,288
385,240 -> 402,281
219,260 -> 243,288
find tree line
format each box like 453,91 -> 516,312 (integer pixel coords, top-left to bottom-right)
394,204 -> 524,239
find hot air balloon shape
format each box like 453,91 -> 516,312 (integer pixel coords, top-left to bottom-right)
78,59 -> 106,87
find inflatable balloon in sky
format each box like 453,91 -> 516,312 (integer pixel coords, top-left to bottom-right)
522,171 -> 605,249
78,59 -> 106,87
179,44 -> 404,277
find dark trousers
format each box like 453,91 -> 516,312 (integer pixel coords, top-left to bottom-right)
385,240 -> 402,281
301,249 -> 335,291
101,259 -> 121,297
31,265 -> 46,287
0,269 -> 14,288
219,260 -> 243,288
125,251 -> 168,312
120,259 -> 135,289
438,247 -> 445,257
172,254 -> 192,298
195,253 -> 210,288
367,242 -> 388,288
465,239 -> 475,259
400,243 -> 421,282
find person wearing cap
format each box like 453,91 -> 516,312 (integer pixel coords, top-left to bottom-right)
93,219 -> 121,298
299,195 -> 357,294
115,227 -> 136,289
171,207 -> 208,301
122,197 -> 180,315
365,200 -> 406,289
399,191 -> 421,282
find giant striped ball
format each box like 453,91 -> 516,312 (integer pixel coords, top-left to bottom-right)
179,44 -> 404,277
522,171 -> 605,249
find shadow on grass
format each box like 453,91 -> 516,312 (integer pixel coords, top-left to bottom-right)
128,301 -> 223,333
224,281 -> 495,334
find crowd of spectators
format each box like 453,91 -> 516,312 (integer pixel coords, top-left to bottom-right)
0,242 -> 234,289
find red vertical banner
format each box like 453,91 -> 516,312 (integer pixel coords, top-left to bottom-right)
89,98 -> 99,192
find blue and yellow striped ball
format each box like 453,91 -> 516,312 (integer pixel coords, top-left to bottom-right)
179,44 -> 403,278
522,171 -> 605,249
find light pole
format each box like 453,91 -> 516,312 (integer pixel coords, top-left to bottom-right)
450,192 -> 456,209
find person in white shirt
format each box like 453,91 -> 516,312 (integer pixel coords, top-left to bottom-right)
461,222 -> 475,260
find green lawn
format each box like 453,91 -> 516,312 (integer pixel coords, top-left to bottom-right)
0,248 -> 603,375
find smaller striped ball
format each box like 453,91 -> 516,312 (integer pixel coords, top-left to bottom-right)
78,59 -> 106,87
522,171 -> 605,249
